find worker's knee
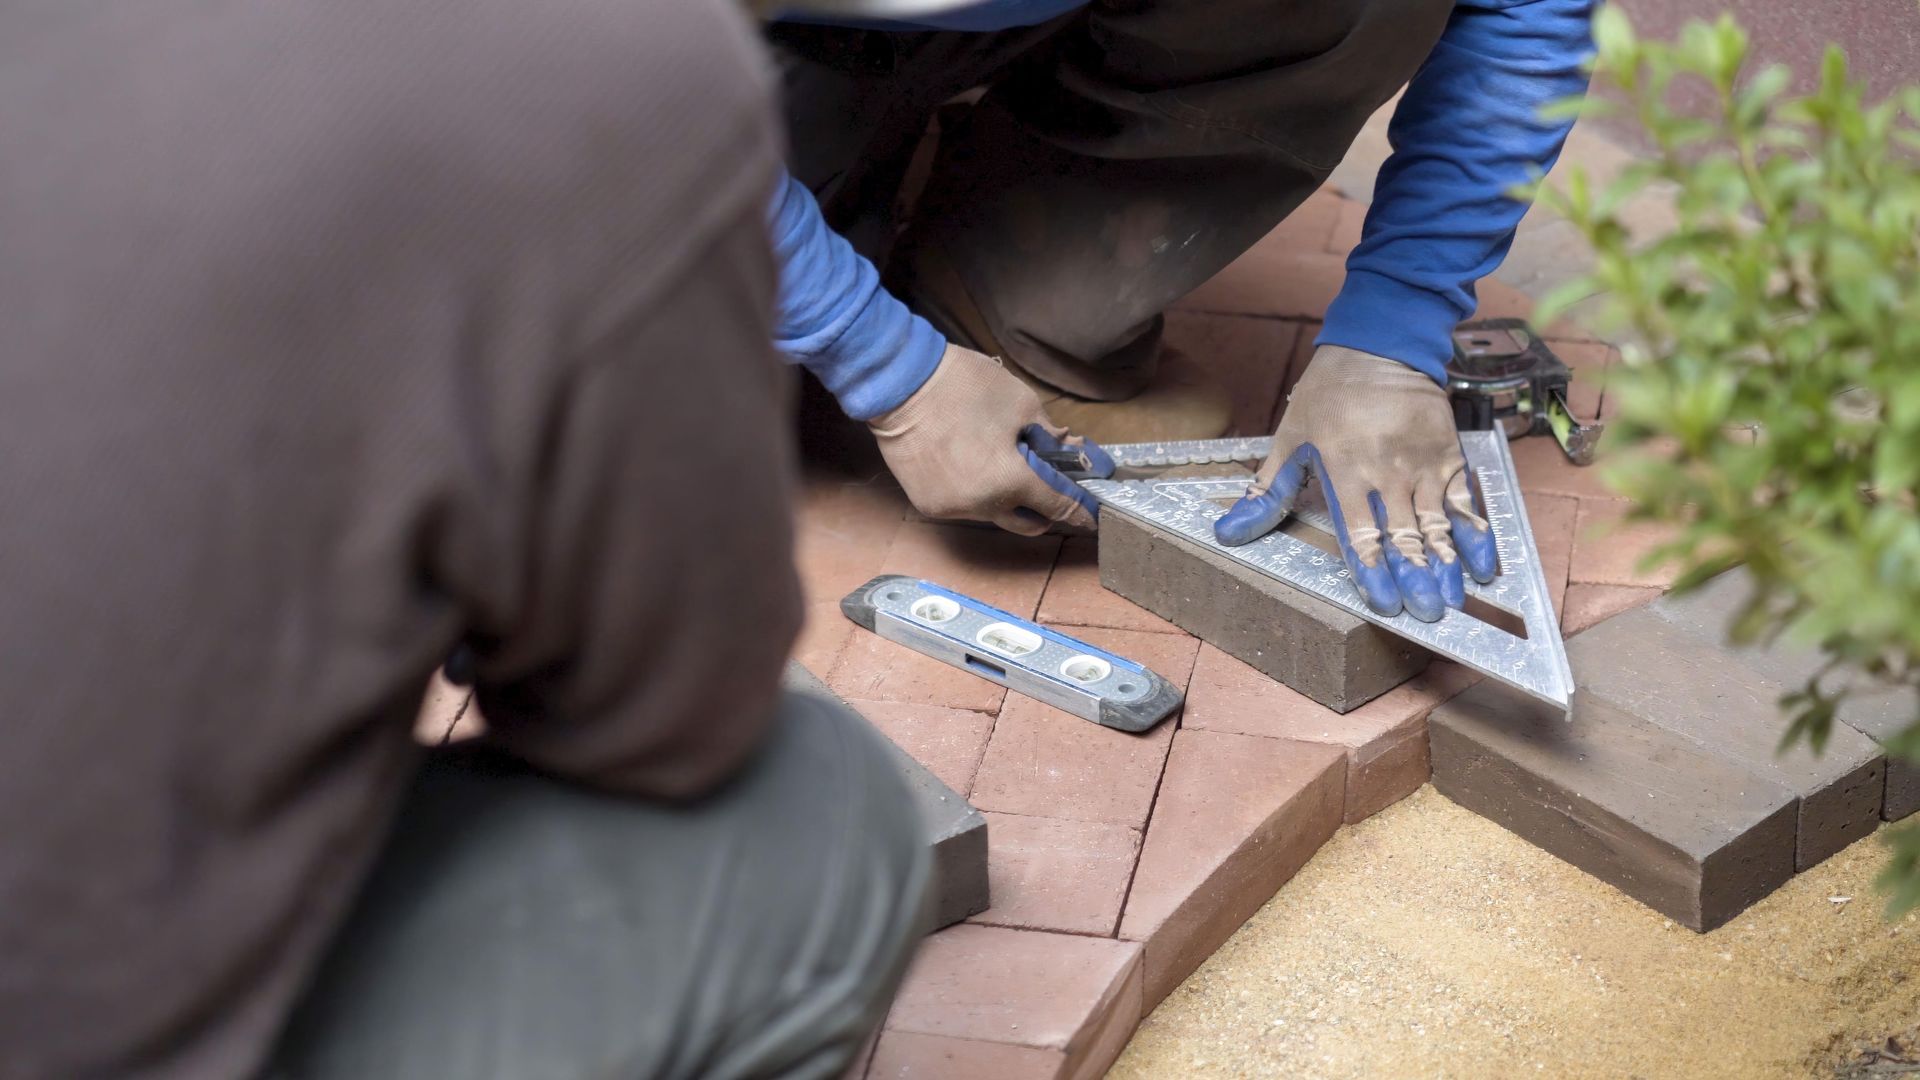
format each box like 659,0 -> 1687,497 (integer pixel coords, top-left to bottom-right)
755,689 -> 932,942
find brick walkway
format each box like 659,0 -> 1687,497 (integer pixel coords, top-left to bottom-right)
416,180 -> 1679,1080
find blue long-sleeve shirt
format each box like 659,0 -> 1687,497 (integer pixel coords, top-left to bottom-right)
769,0 -> 1595,418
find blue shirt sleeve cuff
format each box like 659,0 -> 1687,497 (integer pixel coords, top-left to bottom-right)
1316,269 -> 1464,384
814,298 -> 946,421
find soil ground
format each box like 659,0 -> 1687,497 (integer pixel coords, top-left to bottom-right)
1111,786 -> 1920,1079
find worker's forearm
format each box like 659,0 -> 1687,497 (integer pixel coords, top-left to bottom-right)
767,172 -> 945,419
1318,0 -> 1596,380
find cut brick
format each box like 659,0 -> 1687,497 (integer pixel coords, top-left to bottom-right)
879,521 -> 1062,619
885,924 -> 1142,1080
970,812 -> 1141,936
850,699 -> 996,798
1097,510 -> 1430,713
1120,729 -> 1345,1006
1431,680 -> 1799,932
866,1032 -> 1064,1080
1561,583 -> 1662,636
1573,610 -> 1885,870
968,693 -> 1176,829
1036,537 -> 1181,635
1183,645 -> 1478,822
787,663 -> 989,929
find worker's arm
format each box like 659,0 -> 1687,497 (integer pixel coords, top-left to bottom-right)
1316,0 -> 1597,377
768,171 -> 1108,534
1219,0 -> 1595,620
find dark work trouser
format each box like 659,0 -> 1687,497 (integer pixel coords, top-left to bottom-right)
770,0 -> 1453,401
265,691 -> 930,1080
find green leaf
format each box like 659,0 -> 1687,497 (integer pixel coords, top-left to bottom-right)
1532,278 -> 1604,330
1592,5 -> 1637,66
1539,94 -> 1612,123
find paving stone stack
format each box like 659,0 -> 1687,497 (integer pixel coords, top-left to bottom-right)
1431,568 -> 1913,932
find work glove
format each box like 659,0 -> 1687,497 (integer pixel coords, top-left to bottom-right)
1214,345 -> 1499,622
871,343 -> 1114,536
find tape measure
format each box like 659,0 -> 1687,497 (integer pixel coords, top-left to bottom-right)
1448,319 -> 1603,466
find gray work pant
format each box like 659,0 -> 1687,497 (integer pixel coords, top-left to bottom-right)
770,0 -> 1453,401
266,691 -> 930,1080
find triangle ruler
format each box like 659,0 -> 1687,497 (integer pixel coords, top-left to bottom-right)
1080,430 -> 1574,712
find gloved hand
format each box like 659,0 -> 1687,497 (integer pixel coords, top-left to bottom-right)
1214,345 -> 1499,622
871,343 -> 1114,537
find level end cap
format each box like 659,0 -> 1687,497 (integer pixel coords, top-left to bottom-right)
839,573 -> 918,632
1096,673 -> 1184,734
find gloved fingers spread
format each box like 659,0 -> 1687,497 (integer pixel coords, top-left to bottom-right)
1307,449 -> 1403,618
1214,441 -> 1311,547
1412,471 -> 1467,610
1372,488 -> 1446,623
1444,469 -> 1499,584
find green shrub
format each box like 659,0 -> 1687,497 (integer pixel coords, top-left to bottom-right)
1532,10 -> 1920,912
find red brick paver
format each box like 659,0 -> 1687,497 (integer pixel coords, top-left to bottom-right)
854,699 -> 997,796
1120,729 -> 1346,1007
1530,492 -> 1581,617
1182,645 -> 1479,822
1037,537 -> 1181,635
969,694 -> 1177,828
883,924 -> 1143,1079
970,812 -> 1142,936
831,629 -> 1009,714
880,521 -> 1062,619
1571,498 -> 1683,588
795,471 -> 911,605
867,1032 -> 1065,1080
1562,582 -> 1665,635
1162,312 -> 1303,438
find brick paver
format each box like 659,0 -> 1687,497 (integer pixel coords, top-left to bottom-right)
969,812 -> 1142,936
1562,582 -> 1664,635
1120,729 -> 1345,1006
1036,537 -> 1182,635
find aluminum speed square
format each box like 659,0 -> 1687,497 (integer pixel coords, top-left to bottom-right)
840,575 -> 1183,732
1078,430 -> 1575,712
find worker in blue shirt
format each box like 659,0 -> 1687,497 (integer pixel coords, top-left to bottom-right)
764,0 -> 1596,622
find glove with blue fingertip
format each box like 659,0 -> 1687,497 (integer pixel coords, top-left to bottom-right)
1213,345 -> 1498,622
872,343 -> 1114,537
